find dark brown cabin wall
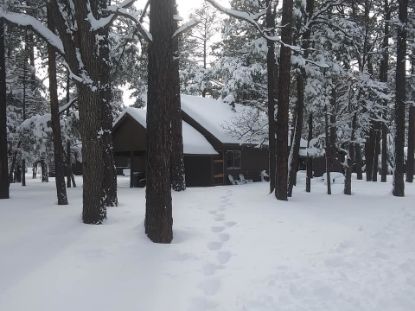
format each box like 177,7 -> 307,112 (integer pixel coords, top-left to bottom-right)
240,147 -> 269,181
224,146 -> 268,183
184,155 -> 214,187
112,116 -> 146,152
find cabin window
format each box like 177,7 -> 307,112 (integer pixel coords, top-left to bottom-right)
226,150 -> 241,169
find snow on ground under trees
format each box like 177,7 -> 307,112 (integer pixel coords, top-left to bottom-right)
1,173 -> 415,311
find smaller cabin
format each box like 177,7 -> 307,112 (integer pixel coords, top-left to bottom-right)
112,96 -> 269,187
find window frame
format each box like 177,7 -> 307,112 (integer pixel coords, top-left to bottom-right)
225,150 -> 242,170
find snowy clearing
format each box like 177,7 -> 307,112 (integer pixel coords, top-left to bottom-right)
0,174 -> 415,311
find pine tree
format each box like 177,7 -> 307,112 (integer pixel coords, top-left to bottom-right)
145,0 -> 175,243
47,2 -> 67,205
275,0 -> 294,201
0,19 -> 8,199
393,0 -> 408,197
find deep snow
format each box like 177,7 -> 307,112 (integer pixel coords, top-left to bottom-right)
0,173 -> 414,311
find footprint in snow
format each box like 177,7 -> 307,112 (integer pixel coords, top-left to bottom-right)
217,251 -> 232,264
211,226 -> 226,233
218,233 -> 230,242
214,214 -> 225,221
203,263 -> 222,276
199,278 -> 221,296
225,221 -> 237,228
207,241 -> 223,251
188,297 -> 217,311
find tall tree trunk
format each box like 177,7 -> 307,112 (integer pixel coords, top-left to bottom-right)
288,0 -> 314,197
355,144 -> 363,180
66,141 -> 72,188
380,0 -> 390,182
275,0 -> 294,201
345,113 -> 357,195
41,158 -> 48,182
66,73 -> 72,188
21,31 -> 27,188
324,105 -> 332,195
102,100 -> 118,207
56,0 -> 114,223
9,141 -> 21,183
344,151 -> 352,195
0,19 -> 8,199
100,13 -> 118,207
15,164 -> 21,183
78,84 -> 106,222
393,0 -> 408,197
47,4 -> 68,205
265,0 -> 277,194
365,129 -> 375,181
407,107 -> 415,182
306,113 -> 313,192
406,50 -> 415,182
170,1 -> 186,192
372,128 -> 380,181
145,0 -> 174,243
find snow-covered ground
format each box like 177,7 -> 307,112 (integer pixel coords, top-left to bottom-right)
1,173 -> 415,311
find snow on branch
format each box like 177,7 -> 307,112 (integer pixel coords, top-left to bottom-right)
107,8 -> 152,42
59,97 -> 78,115
88,0 -> 137,31
205,0 -> 274,39
173,19 -> 200,38
205,0 -> 300,52
0,10 -> 65,55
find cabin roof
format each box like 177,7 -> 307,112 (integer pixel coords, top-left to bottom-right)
114,107 -> 219,155
181,95 -> 259,145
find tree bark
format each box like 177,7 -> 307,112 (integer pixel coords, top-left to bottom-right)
0,19 -> 8,199
21,31 -> 28,188
170,0 -> 186,192
9,141 -> 21,183
324,105 -> 331,195
275,0 -> 294,201
354,142 -> 363,180
48,0 -> 116,222
145,0 -> 174,243
406,50 -> 415,183
265,0 -> 277,194
345,113 -> 358,195
393,0 -> 407,197
407,106 -> 415,182
306,113 -> 313,192
47,4 -> 68,205
365,130 -> 374,181
78,84 -> 106,222
41,158 -> 48,182
344,156 -> 352,195
66,141 -> 72,188
102,98 -> 118,207
380,0 -> 390,183
288,0 -> 314,197
372,128 -> 380,181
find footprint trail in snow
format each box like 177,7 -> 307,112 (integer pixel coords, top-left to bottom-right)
188,189 -> 236,311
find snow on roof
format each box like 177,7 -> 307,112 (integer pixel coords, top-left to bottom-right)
181,95 -> 252,144
114,107 -> 218,155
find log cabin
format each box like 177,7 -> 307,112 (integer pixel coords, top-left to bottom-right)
113,95 -> 271,187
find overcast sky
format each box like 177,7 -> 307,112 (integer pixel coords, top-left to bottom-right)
177,0 -> 205,17
177,0 -> 230,18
